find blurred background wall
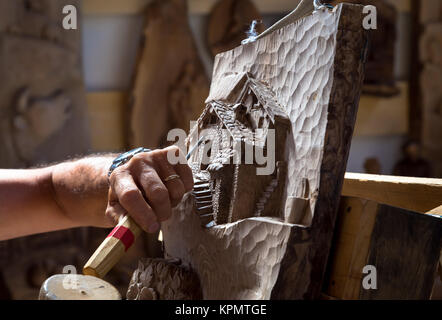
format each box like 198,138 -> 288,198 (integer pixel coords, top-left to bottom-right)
81,0 -> 420,176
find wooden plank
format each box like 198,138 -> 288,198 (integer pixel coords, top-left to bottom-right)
325,198 -> 442,300
86,91 -> 126,152
325,197 -> 379,299
83,0 -> 411,15
360,205 -> 442,300
429,205 -> 442,218
354,82 -> 409,136
342,173 -> 442,214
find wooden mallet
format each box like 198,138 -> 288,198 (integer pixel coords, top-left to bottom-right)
83,138 -> 205,278
39,274 -> 121,300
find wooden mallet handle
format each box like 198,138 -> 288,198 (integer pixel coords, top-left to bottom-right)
83,215 -> 142,278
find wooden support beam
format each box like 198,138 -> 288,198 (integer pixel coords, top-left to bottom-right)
342,173 -> 442,214
429,205 -> 442,218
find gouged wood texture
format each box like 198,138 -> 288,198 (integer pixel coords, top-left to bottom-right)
211,8 -> 342,209
127,258 -> 202,300
273,5 -> 367,299
164,196 -> 292,299
163,4 -> 367,300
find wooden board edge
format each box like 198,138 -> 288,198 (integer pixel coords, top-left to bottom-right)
343,173 -> 442,214
270,3 -> 368,300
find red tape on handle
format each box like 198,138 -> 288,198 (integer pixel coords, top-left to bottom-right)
107,226 -> 135,252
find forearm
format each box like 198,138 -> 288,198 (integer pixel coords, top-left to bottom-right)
0,156 -> 114,241
51,155 -> 115,228
0,146 -> 194,241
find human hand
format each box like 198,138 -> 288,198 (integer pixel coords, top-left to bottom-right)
106,146 -> 193,233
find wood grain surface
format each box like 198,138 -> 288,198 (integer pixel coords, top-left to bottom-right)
342,173 -> 442,214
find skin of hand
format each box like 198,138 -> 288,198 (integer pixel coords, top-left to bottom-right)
0,146 -> 193,240
105,146 -> 194,233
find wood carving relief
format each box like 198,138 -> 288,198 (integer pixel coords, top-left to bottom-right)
127,258 -> 202,300
128,0 -> 210,149
188,73 -> 290,226
0,0 -> 90,167
130,3 -> 368,300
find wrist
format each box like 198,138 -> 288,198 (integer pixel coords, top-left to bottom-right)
108,148 -> 151,178
51,155 -> 115,227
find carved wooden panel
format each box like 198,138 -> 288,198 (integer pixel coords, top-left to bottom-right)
128,0 -> 210,149
156,4 -> 368,300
